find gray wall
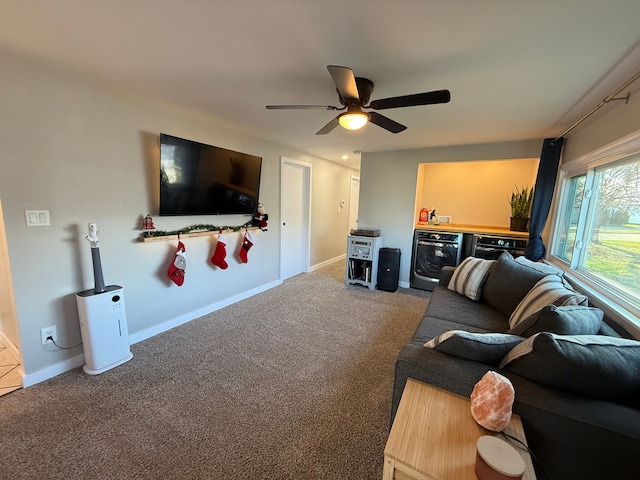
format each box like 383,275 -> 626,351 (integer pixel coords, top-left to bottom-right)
310,160 -> 357,266
0,50 -> 356,382
359,141 -> 543,285
562,82 -> 640,163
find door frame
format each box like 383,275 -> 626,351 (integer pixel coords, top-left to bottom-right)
348,174 -> 360,235
280,156 -> 312,279
0,196 -> 22,368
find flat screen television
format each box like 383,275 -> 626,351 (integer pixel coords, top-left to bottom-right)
159,133 -> 262,216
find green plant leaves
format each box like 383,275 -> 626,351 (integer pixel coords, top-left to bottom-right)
510,186 -> 534,218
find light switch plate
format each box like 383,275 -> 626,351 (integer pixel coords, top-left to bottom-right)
25,210 -> 51,227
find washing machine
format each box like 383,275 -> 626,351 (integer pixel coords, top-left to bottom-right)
410,230 -> 463,291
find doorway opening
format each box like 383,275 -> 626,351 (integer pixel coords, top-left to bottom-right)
280,157 -> 311,280
0,196 -> 23,395
348,175 -> 360,234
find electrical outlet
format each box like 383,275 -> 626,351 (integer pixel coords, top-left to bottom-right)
41,326 -> 57,346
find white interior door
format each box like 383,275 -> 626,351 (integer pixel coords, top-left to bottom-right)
348,175 -> 360,234
281,158 -> 311,280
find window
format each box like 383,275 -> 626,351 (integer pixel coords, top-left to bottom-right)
553,174 -> 585,263
550,132 -> 640,329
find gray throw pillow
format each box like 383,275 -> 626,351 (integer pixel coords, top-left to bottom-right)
508,275 -> 589,329
508,305 -> 603,337
424,330 -> 525,366
448,256 -> 495,301
514,256 -> 565,276
499,332 -> 640,399
482,252 -> 548,318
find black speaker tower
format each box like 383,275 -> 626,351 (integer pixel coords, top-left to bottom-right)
377,248 -> 401,292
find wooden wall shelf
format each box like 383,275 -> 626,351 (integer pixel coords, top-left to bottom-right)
139,226 -> 260,243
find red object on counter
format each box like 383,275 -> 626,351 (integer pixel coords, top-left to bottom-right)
419,208 -> 429,223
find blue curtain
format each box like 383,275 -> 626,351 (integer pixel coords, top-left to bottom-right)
525,137 -> 565,261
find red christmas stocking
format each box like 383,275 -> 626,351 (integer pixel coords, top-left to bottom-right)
168,241 -> 187,286
239,231 -> 258,263
210,234 -> 229,269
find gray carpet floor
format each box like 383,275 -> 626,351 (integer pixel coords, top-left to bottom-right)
0,261 -> 429,479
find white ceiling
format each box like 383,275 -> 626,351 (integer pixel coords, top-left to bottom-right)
1,1 -> 640,170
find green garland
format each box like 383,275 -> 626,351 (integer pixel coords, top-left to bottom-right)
142,221 -> 254,238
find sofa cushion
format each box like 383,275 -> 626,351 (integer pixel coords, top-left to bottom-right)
508,275 -> 589,329
425,286 -> 510,333
411,316 -> 497,345
514,256 -> 565,276
508,304 -> 603,337
447,257 -> 494,301
482,252 -> 548,318
425,330 -> 524,365
499,332 -> 640,399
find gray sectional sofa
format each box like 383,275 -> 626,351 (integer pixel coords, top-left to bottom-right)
392,252 -> 640,480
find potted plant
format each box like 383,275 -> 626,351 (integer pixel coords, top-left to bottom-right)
509,186 -> 533,231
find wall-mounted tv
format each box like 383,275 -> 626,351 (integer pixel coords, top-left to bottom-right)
159,133 -> 262,216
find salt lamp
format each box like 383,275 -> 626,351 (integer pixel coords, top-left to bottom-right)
470,371 -> 515,432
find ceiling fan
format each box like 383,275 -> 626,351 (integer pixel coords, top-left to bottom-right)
266,65 -> 450,135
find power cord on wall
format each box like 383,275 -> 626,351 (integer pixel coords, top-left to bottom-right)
47,336 -> 82,350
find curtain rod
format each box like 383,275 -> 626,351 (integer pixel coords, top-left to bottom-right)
552,69 -> 640,144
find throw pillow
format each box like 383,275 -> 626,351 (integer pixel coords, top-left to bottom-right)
424,330 -> 525,366
482,252 -> 548,318
514,256 -> 565,276
499,332 -> 640,399
448,256 -> 495,301
508,275 -> 588,329
508,305 -> 603,337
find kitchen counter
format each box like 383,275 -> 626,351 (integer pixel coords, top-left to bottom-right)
415,223 -> 529,237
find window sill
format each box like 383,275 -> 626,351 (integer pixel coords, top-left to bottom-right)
547,258 -> 640,340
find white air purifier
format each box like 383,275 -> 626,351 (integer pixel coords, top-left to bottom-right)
75,222 -> 133,375
76,285 -> 133,375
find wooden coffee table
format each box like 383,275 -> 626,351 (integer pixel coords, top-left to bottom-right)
383,378 -> 537,480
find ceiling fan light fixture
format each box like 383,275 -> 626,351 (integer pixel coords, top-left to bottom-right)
267,65 -> 449,135
339,112 -> 368,130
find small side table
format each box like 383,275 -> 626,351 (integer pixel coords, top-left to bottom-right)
346,235 -> 384,290
383,378 -> 537,480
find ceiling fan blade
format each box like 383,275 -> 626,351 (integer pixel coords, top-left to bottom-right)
369,89 -> 451,110
327,65 -> 360,101
266,104 -> 339,110
316,116 -> 341,135
368,112 -> 407,134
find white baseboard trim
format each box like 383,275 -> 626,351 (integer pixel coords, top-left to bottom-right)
22,353 -> 85,388
399,280 -> 410,289
309,254 -> 345,272
128,278 -> 283,346
21,279 -> 283,387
